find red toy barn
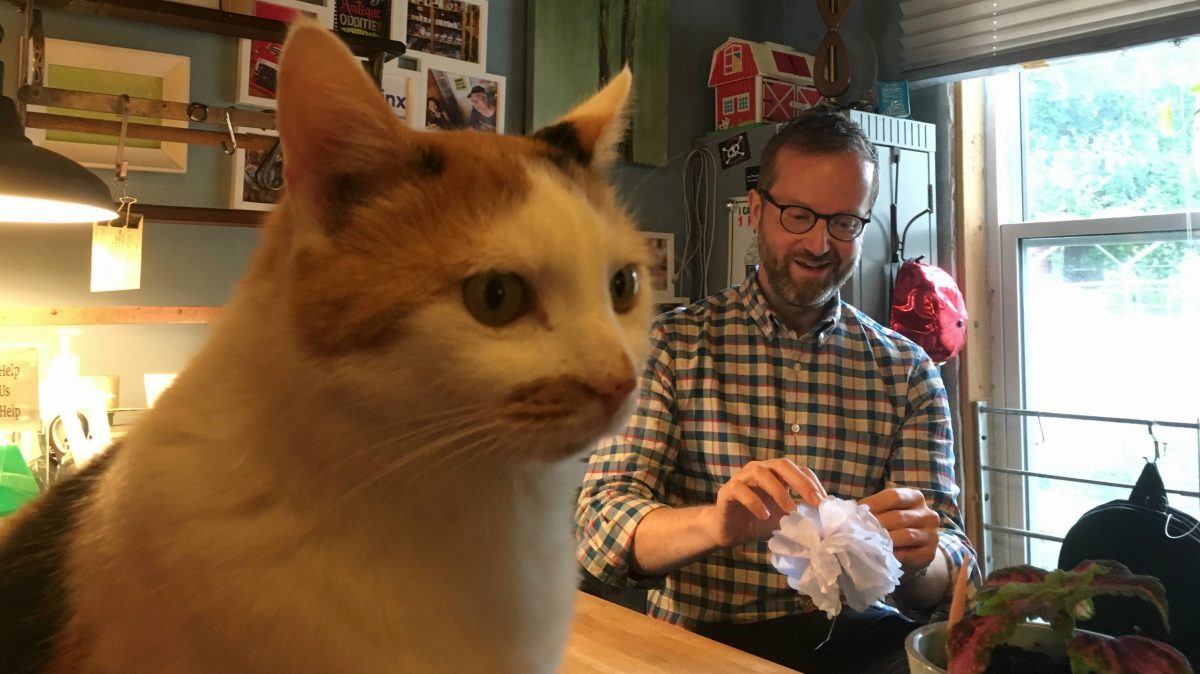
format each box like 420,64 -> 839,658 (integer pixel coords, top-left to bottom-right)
708,37 -> 823,130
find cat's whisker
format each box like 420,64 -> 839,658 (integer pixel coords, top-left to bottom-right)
408,431 -> 510,486
320,405 -> 496,472
397,422 -> 512,483
317,423 -> 505,519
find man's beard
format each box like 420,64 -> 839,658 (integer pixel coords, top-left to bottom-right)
756,224 -> 857,310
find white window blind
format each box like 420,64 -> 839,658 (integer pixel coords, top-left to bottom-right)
901,0 -> 1200,82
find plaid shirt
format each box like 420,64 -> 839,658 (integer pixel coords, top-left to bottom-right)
575,274 -> 974,628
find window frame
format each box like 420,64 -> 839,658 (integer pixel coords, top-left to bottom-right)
723,45 -> 742,76
981,68 -> 1200,571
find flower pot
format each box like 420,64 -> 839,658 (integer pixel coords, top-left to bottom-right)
905,620 -> 1071,674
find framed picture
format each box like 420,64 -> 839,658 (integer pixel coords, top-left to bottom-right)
421,57 -> 503,133
334,0 -> 390,40
25,38 -> 190,173
234,0 -> 333,107
642,231 -> 675,302
229,128 -> 283,211
394,0 -> 487,71
380,64 -> 424,128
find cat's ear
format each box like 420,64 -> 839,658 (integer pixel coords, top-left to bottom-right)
276,21 -> 402,195
531,68 -> 632,171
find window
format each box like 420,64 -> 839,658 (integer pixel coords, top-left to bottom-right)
723,45 -> 743,76
736,93 -> 750,113
984,37 -> 1200,572
722,96 -> 735,116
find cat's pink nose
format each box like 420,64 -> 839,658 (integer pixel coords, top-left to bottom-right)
590,375 -> 637,417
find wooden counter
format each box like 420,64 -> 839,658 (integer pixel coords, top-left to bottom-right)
561,591 -> 797,673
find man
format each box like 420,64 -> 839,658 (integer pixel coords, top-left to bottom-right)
575,108 -> 975,673
466,85 -> 497,132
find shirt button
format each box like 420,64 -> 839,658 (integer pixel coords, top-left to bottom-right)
790,423 -> 801,433
793,363 -> 802,372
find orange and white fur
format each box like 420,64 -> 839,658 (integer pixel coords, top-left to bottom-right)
0,23 -> 652,673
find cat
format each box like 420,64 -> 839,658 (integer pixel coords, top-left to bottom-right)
0,22 -> 652,674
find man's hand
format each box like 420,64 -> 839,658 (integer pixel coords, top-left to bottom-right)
860,487 -> 940,576
703,459 -> 827,548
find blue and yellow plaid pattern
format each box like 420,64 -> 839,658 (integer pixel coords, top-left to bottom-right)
575,274 -> 975,627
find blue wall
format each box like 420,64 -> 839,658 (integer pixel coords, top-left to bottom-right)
0,1 -> 900,406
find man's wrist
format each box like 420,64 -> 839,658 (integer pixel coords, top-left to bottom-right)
894,546 -> 953,609
696,504 -> 725,549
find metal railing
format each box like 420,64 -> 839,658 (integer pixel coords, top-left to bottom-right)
974,402 -> 1200,574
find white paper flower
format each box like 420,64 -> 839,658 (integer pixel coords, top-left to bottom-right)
768,497 -> 903,619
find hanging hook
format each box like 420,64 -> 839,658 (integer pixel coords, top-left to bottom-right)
114,94 -> 130,186
253,136 -> 284,192
220,107 -> 238,155
1147,422 -> 1165,464
106,93 -> 133,223
114,193 -> 137,228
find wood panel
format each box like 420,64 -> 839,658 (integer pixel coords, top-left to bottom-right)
954,78 -> 989,552
562,592 -> 794,673
528,0 -> 601,133
626,0 -> 669,167
19,86 -> 278,129
0,307 -> 219,326
24,112 -> 279,151
128,204 -> 265,228
527,0 -> 670,167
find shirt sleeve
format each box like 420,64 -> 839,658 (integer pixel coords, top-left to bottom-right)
886,355 -> 980,612
575,321 -> 681,589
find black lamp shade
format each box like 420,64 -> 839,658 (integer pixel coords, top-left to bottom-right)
0,95 -> 118,223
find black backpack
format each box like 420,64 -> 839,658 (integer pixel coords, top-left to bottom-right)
1057,462 -> 1200,668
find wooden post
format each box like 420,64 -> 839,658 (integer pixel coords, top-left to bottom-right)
954,78 -> 990,554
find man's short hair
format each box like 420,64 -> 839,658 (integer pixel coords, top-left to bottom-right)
758,107 -> 879,200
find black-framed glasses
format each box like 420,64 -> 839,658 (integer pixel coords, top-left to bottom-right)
757,190 -> 869,241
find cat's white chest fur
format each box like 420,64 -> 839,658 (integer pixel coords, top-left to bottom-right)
70,427 -> 582,673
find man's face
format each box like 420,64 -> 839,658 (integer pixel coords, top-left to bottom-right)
469,93 -> 489,113
748,148 -> 874,311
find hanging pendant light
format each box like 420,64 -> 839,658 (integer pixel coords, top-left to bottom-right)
0,94 -> 119,224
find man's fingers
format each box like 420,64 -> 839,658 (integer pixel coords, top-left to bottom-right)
875,507 -> 939,532
735,465 -> 797,516
765,459 -> 827,507
862,487 -> 926,515
725,481 -> 771,520
887,527 -> 932,549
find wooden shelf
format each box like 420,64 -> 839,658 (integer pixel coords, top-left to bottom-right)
0,306 -> 220,326
31,0 -> 406,59
128,203 -> 267,228
25,111 -> 279,151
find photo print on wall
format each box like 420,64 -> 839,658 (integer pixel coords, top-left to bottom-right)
422,59 -> 503,133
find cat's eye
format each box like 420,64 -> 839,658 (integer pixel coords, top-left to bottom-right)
610,265 -> 639,314
462,272 -> 530,327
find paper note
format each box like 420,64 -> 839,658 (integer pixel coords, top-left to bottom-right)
0,346 -> 40,433
91,214 -> 143,292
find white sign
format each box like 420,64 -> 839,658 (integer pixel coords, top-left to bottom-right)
0,346 -> 40,432
728,196 -> 757,288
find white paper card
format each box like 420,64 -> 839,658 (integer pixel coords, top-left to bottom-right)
91,214 -> 144,292
0,346 -> 41,432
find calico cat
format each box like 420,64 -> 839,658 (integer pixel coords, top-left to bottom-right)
0,22 -> 652,674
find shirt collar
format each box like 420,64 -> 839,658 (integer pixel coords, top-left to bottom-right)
739,273 -> 842,344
